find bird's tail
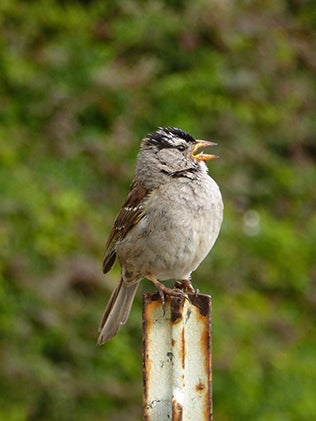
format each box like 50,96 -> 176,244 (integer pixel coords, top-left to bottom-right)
97,277 -> 139,345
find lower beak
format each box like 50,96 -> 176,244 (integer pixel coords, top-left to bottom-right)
191,140 -> 219,161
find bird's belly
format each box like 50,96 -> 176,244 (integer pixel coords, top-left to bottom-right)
117,198 -> 222,281
117,175 -> 223,282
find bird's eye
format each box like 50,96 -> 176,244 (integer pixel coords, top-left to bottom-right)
177,144 -> 186,152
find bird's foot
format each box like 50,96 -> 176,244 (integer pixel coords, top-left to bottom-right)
174,279 -> 198,295
147,274 -> 187,315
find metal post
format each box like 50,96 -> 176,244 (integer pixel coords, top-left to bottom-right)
143,293 -> 212,421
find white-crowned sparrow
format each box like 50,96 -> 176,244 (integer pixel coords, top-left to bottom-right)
98,127 -> 223,344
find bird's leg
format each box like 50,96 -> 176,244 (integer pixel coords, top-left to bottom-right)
146,274 -> 186,315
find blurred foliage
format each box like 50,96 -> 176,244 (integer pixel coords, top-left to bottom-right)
0,0 -> 316,420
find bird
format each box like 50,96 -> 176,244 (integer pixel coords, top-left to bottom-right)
98,126 -> 223,344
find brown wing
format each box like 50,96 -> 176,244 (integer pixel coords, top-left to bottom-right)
103,182 -> 150,273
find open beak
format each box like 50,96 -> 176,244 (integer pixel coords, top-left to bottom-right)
191,140 -> 219,161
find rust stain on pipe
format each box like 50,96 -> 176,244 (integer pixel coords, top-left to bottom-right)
172,398 -> 183,421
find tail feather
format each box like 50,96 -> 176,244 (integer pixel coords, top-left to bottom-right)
97,277 -> 139,345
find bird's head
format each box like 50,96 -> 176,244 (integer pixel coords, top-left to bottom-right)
142,126 -> 218,163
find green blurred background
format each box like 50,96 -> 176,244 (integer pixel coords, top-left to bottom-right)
1,1 -> 315,420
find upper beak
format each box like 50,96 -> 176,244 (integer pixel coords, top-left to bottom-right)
191,140 -> 219,161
